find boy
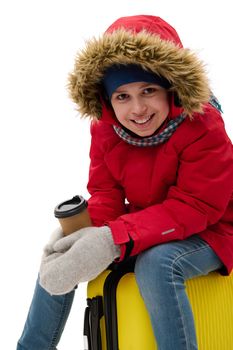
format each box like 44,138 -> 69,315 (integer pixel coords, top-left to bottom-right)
18,15 -> 233,350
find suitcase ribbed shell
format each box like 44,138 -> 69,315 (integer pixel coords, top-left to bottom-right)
87,270 -> 233,349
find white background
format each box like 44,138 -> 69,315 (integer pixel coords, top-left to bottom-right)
0,1 -> 232,349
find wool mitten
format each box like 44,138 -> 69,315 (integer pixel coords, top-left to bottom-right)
42,227 -> 64,258
39,226 -> 120,295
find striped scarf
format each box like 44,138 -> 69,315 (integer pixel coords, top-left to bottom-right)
113,113 -> 186,147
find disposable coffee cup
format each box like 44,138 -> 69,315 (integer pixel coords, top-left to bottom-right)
54,195 -> 92,235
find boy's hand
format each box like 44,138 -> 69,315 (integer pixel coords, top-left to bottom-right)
39,226 -> 120,295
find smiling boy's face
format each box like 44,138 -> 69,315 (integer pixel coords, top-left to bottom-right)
110,81 -> 170,137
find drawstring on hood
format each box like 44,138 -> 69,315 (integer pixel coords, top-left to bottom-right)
68,15 -> 211,120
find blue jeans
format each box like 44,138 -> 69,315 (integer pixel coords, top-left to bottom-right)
135,235 -> 223,350
17,278 -> 75,349
17,235 -> 222,350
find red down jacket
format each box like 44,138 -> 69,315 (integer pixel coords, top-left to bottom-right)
87,103 -> 233,274
68,15 -> 233,274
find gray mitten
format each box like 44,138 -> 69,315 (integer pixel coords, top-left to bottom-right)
39,226 -> 120,295
42,227 -> 64,258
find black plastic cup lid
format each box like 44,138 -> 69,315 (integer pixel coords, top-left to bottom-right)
54,195 -> 88,218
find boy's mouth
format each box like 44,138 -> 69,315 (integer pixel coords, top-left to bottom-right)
131,114 -> 154,125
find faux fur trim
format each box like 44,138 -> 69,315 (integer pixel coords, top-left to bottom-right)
68,30 -> 210,119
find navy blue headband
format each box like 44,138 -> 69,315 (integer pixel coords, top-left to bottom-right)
102,64 -> 171,99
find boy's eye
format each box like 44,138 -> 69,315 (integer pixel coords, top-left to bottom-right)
143,87 -> 157,94
116,93 -> 128,101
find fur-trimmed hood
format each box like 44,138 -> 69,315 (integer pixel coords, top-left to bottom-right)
68,15 -> 211,119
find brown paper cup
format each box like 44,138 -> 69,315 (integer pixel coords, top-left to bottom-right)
54,195 -> 92,235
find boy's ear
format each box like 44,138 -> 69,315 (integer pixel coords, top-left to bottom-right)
168,92 -> 183,119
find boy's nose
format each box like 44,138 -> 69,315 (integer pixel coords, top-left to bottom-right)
131,98 -> 147,115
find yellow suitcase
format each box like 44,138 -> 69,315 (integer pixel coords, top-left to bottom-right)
84,262 -> 233,350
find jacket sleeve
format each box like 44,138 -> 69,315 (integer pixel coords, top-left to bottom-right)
108,121 -> 233,260
87,122 -> 127,226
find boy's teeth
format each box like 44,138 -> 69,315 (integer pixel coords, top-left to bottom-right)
134,116 -> 151,124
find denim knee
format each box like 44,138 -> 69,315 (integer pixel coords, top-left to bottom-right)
135,244 -> 177,283
135,236 -> 223,291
